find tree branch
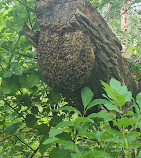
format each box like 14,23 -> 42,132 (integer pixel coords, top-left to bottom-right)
16,0 -> 34,12
25,0 -> 33,30
0,130 -> 38,142
4,99 -> 26,120
108,5 -> 131,25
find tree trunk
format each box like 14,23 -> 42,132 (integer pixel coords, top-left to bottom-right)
23,0 -> 140,113
121,0 -> 130,57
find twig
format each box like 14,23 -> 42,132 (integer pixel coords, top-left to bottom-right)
7,33 -> 22,70
25,0 -> 33,30
0,130 -> 38,142
29,147 -> 39,158
3,99 -> 26,120
15,135 -> 35,151
16,0 -> 34,12
16,52 -> 37,59
108,4 -> 132,25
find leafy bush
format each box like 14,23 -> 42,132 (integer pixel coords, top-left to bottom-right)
0,77 -> 141,158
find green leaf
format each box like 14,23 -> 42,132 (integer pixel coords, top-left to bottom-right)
71,153 -> 82,158
26,73 -> 40,88
113,117 -> 137,129
115,95 -> 126,106
37,124 -> 50,135
49,128 -> 64,138
50,115 -> 63,127
76,131 -> 95,139
57,132 -> 72,141
83,151 -> 111,158
87,99 -> 109,110
1,76 -> 20,95
135,150 -> 141,158
43,137 -> 60,145
104,101 -> 122,113
3,71 -> 12,78
55,121 -> 74,128
88,111 -> 113,121
123,111 -> 134,116
13,68 -> 23,75
53,106 -> 81,115
49,147 -> 71,158
50,91 -> 61,104
6,122 -> 20,135
25,114 -> 36,128
110,78 -> 121,89
101,81 -> 118,99
136,92 -> 141,106
74,117 -> 93,127
81,87 -> 94,108
61,140 -> 80,153
31,106 -> 39,114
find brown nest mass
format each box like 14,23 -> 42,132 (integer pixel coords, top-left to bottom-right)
37,25 -> 95,92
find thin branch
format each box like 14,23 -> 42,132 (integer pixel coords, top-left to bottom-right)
0,130 -> 38,143
3,99 -> 26,120
29,147 -> 39,158
16,0 -> 34,12
15,135 -> 35,151
16,52 -> 37,59
25,0 -> 33,30
7,33 -> 22,70
108,4 -> 132,25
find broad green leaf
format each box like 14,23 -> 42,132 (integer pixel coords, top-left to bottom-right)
49,128 -> 64,138
49,147 -> 71,158
76,131 -> 95,139
110,78 -> 121,89
43,137 -> 60,145
126,131 -> 141,138
55,121 -> 74,128
81,87 -> 94,108
37,124 -> 50,135
26,74 -> 40,88
104,102 -> 122,113
113,117 -> 137,130
87,99 -> 110,110
71,153 -> 82,158
6,122 -> 20,135
1,76 -> 19,95
136,92 -> 141,106
57,132 -> 72,141
53,106 -> 81,115
135,150 -> 141,158
31,106 -> 39,114
61,140 -> 80,153
83,151 -> 111,158
25,114 -> 36,128
13,68 -> 23,75
50,115 -> 63,127
123,111 -> 134,116
88,111 -> 113,121
117,85 -> 132,102
74,117 -> 93,127
3,71 -> 12,78
50,91 -> 61,104
101,81 -> 118,99
115,95 -> 126,106
133,99 -> 140,114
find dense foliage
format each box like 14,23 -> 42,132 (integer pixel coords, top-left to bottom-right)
0,0 -> 140,157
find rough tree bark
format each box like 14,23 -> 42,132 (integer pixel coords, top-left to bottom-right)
22,0 -> 140,113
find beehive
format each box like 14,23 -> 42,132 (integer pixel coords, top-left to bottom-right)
37,24 -> 95,92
